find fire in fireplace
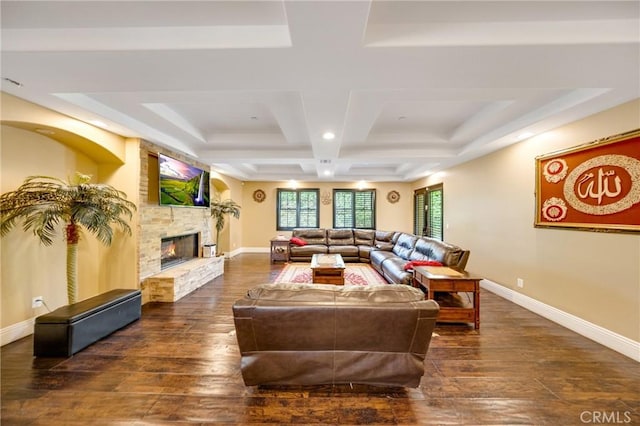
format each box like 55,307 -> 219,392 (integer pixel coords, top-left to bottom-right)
161,233 -> 199,270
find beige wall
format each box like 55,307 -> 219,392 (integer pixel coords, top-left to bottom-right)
0,125 -> 139,330
98,138 -> 140,294
1,126 -> 98,327
1,94 -> 139,335
240,181 -> 414,249
413,99 -> 640,342
211,172 -> 244,255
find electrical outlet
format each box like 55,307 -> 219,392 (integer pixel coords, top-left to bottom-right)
32,296 -> 44,308
517,278 -> 524,288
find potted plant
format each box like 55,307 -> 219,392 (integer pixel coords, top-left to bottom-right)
209,198 -> 240,256
0,172 -> 136,304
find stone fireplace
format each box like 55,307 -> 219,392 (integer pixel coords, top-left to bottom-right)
139,141 -> 224,303
160,233 -> 199,270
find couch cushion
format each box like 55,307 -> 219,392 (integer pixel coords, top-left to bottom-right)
379,256 -> 413,284
370,248 -> 397,268
327,229 -> 354,245
328,245 -> 359,257
392,233 -> 418,260
292,228 -> 327,245
357,245 -> 374,260
289,245 -> 328,257
411,237 -> 465,267
374,230 -> 396,250
354,229 -> 375,246
246,283 -> 425,303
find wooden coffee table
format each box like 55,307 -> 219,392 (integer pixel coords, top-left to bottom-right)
412,266 -> 482,329
311,253 -> 346,285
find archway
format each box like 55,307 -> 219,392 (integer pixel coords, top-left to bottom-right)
211,177 -> 233,256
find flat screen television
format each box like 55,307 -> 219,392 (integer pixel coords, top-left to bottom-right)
158,153 -> 210,207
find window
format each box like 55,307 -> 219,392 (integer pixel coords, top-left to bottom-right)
414,189 -> 426,236
277,188 -> 319,230
333,189 -> 375,229
414,184 -> 443,240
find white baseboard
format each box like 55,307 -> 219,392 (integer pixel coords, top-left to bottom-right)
481,279 -> 640,362
1,317 -> 34,346
235,247 -> 270,255
223,247 -> 271,257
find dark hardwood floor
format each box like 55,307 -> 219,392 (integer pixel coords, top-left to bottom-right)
2,253 -> 638,425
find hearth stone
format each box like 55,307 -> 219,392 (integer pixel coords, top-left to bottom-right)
142,257 -> 224,303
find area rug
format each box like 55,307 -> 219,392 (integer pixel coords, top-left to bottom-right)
273,263 -> 388,286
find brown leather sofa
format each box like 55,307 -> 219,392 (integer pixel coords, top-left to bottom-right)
370,233 -> 469,285
288,228 -> 469,285
232,283 -> 440,387
289,228 -> 398,263
288,228 -> 330,260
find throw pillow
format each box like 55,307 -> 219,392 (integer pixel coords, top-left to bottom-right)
290,237 -> 307,246
403,260 -> 443,271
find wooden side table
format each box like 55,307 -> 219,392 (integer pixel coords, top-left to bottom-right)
270,238 -> 290,263
413,266 -> 482,329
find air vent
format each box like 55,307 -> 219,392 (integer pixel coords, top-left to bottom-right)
320,159 -> 332,164
2,77 -> 23,87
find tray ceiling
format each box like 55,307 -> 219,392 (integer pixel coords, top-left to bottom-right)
2,1 -> 638,181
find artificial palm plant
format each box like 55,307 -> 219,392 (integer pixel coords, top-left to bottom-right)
210,198 -> 240,256
0,172 -> 136,304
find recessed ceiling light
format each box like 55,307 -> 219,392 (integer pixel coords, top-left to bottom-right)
322,131 -> 335,141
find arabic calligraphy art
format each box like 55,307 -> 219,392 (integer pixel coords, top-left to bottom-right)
535,129 -> 640,233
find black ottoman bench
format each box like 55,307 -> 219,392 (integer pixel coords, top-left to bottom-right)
34,289 -> 141,357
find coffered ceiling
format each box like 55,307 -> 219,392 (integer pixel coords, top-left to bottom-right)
2,1 -> 638,182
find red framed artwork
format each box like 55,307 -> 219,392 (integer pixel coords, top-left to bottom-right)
535,129 -> 640,233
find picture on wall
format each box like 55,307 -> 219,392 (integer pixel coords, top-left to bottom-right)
535,129 -> 640,233
158,152 -> 210,208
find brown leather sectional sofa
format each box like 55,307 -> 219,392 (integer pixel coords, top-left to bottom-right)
289,228 -> 395,263
233,283 -> 440,387
289,228 -> 469,285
